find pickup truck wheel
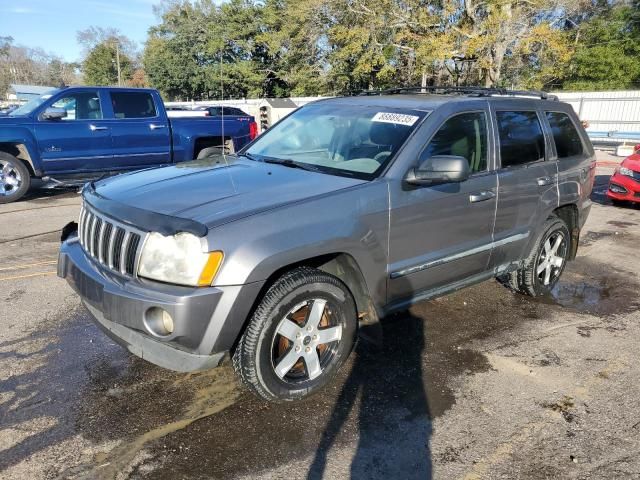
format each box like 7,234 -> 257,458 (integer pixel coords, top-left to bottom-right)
497,217 -> 570,297
0,152 -> 30,204
196,140 -> 235,159
232,267 -> 357,402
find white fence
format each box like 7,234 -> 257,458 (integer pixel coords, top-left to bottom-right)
554,90 -> 640,144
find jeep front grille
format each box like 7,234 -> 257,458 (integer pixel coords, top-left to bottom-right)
77,203 -> 146,277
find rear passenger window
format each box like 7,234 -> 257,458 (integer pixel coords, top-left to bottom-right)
497,111 -> 545,167
546,112 -> 583,158
110,92 -> 157,119
423,112 -> 488,173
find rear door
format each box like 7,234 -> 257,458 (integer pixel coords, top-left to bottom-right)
106,90 -> 171,168
387,106 -> 498,304
489,105 -> 559,269
35,90 -> 113,173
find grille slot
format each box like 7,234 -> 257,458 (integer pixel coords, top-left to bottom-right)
77,202 -> 146,278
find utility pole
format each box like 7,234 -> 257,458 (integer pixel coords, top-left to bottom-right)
115,41 -> 122,86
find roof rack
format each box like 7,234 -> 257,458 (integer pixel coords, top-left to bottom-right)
355,85 -> 558,101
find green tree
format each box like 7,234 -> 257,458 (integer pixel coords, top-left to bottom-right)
83,41 -> 133,86
563,2 -> 640,90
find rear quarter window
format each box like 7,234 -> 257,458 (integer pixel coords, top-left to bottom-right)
496,111 -> 546,167
545,112 -> 584,158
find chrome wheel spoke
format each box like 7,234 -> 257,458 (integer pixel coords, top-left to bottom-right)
305,299 -> 327,329
550,235 -> 563,255
276,319 -> 300,342
536,261 -> 547,275
304,349 -> 322,380
275,348 -> 302,379
317,326 -> 341,344
544,264 -> 552,285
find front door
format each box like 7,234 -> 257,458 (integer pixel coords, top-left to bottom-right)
35,90 -> 113,174
387,110 -> 498,304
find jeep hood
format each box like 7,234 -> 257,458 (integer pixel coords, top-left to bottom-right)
89,155 -> 367,232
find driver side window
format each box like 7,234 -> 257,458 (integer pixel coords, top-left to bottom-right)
423,112 -> 488,173
51,92 -> 102,121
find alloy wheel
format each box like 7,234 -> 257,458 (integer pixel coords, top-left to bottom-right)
271,298 -> 342,382
536,231 -> 567,286
0,159 -> 23,197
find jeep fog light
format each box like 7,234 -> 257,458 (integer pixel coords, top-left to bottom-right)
145,307 -> 174,337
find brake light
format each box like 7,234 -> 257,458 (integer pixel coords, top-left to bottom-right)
249,120 -> 258,140
204,111 -> 210,116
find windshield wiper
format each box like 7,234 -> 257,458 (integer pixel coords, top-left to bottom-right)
239,152 -> 261,162
260,156 -> 320,172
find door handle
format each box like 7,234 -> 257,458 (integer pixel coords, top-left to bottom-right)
469,191 -> 496,203
89,125 -> 108,131
537,176 -> 553,186
149,124 -> 166,130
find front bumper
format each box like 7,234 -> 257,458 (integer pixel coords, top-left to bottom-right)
58,233 -> 264,372
607,173 -> 640,203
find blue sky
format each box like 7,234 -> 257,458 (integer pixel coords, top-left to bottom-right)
0,0 -> 159,61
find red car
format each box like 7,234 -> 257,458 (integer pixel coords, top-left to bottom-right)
608,144 -> 640,205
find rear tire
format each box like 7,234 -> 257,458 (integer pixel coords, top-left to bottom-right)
497,217 -> 570,297
0,152 -> 30,204
232,267 -> 357,402
196,139 -> 235,159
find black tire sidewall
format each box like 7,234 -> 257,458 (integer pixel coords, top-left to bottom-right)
0,152 -> 30,204
254,279 -> 356,401
530,219 -> 570,295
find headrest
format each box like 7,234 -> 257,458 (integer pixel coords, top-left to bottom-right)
88,98 -> 100,110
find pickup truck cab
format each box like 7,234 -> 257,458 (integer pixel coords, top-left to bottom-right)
0,86 -> 257,203
58,87 -> 595,402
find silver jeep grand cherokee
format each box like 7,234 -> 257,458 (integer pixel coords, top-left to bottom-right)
58,87 -> 595,402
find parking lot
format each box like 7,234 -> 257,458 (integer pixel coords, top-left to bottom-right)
1,155 -> 640,479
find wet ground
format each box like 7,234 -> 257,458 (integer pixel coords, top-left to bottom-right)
2,160 -> 640,479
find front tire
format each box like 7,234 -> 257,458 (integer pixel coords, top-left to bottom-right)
498,217 -> 570,297
232,267 -> 357,402
0,152 -> 30,204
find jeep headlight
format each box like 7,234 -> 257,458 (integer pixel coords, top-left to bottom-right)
137,232 -> 223,287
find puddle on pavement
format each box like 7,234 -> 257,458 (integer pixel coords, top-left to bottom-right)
3,255 -> 638,479
537,258 -> 640,316
606,220 -> 637,229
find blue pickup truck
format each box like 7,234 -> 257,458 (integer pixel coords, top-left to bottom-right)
0,86 -> 258,203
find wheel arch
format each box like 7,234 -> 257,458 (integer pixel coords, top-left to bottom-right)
227,252 -> 380,355
552,203 -> 579,260
0,142 -> 37,177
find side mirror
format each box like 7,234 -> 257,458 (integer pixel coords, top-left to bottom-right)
634,144 -> 640,153
405,155 -> 470,186
41,107 -> 67,120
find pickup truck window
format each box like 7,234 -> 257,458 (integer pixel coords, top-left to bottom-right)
51,92 -> 102,120
110,92 -> 157,119
497,111 -> 546,167
244,104 -> 427,179
422,112 -> 488,173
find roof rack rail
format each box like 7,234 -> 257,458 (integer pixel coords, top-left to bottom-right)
354,85 -> 558,101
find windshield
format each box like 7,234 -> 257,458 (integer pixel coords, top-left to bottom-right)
244,103 -> 428,179
9,90 -> 59,116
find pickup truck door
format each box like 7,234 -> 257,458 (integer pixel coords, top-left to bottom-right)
105,90 -> 171,168
387,108 -> 498,305
34,90 -> 113,174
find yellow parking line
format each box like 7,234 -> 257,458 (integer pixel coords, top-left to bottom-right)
0,260 -> 58,272
0,271 -> 57,281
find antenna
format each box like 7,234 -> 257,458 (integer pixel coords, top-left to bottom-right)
219,44 -> 237,193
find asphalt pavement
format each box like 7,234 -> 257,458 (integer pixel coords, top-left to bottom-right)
1,158 -> 639,479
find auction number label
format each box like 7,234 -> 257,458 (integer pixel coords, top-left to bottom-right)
372,112 -> 419,126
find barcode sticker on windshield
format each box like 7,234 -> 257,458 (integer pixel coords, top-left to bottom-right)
372,112 -> 419,126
